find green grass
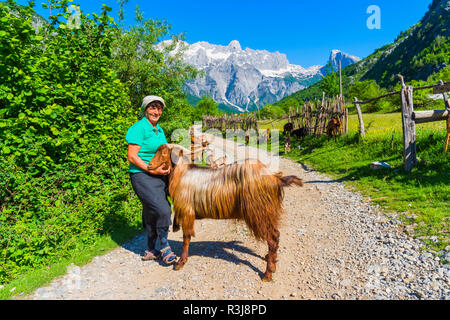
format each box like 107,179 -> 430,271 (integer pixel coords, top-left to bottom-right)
0,223 -> 141,300
257,113 -> 450,254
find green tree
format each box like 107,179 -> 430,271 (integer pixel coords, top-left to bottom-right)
194,95 -> 219,120
111,2 -> 199,138
275,97 -> 302,116
347,80 -> 389,112
320,63 -> 340,97
0,0 -> 153,284
260,104 -> 285,119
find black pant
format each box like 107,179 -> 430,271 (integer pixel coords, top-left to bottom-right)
130,172 -> 172,250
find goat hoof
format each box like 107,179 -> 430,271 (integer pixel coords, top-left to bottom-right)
174,264 -> 183,271
262,275 -> 273,282
174,261 -> 185,271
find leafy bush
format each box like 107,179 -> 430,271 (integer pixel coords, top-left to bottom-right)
192,95 -> 219,121
0,0 -> 173,284
347,80 -> 388,113
320,63 -> 340,97
259,104 -> 285,119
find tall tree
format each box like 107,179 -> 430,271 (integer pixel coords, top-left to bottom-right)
319,62 -> 340,97
194,95 -> 219,119
111,2 -> 200,136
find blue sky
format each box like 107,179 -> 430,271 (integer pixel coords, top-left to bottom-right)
19,0 -> 432,67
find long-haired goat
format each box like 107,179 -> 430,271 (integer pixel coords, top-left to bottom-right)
148,144 -> 303,281
326,117 -> 341,141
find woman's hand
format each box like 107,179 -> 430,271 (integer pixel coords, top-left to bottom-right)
129,144 -> 171,175
148,165 -> 171,175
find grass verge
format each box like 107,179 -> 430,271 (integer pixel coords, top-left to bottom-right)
278,127 -> 449,255
0,223 -> 141,300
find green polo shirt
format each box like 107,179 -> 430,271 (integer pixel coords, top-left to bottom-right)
125,117 -> 168,173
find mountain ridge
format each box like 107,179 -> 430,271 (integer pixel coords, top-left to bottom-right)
161,39 -> 360,112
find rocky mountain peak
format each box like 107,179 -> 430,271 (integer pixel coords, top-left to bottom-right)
320,50 -> 361,74
228,40 -> 242,51
159,40 -> 360,112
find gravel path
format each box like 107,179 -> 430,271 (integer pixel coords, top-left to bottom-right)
21,134 -> 449,300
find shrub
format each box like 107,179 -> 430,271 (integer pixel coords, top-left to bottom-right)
0,0 -> 138,284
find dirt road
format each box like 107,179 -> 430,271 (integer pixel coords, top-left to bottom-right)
23,134 -> 449,300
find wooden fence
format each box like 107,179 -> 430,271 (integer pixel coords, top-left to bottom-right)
352,76 -> 450,172
202,114 -> 259,133
264,94 -> 348,137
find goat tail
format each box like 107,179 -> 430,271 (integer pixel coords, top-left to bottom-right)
279,175 -> 303,187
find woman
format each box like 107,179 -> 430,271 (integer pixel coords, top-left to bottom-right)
126,95 -> 177,265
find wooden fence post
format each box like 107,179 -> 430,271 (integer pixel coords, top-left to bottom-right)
344,107 -> 348,134
353,97 -> 365,137
445,121 -> 449,151
400,82 -> 417,172
437,80 -> 450,152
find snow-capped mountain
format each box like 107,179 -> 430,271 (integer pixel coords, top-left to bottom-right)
159,40 -> 359,112
321,49 -> 361,74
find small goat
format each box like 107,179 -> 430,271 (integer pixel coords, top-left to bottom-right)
190,134 -> 210,163
291,127 -> 307,140
258,129 -> 271,144
148,144 -> 303,281
245,131 -> 250,145
210,155 -> 227,168
283,122 -> 293,136
326,118 -> 341,141
284,134 -> 291,153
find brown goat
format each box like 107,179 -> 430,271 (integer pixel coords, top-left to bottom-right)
326,118 -> 341,141
284,134 -> 291,153
190,134 -> 210,162
259,128 -> 271,144
148,144 -> 303,281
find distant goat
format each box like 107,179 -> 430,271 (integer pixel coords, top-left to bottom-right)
258,129 -> 271,144
291,127 -> 307,140
283,122 -> 293,136
148,144 -> 303,281
190,134 -> 210,162
284,134 -> 291,153
326,118 -> 341,141
210,155 -> 227,168
245,130 -> 250,145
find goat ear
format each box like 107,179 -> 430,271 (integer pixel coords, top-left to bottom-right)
168,144 -> 195,165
